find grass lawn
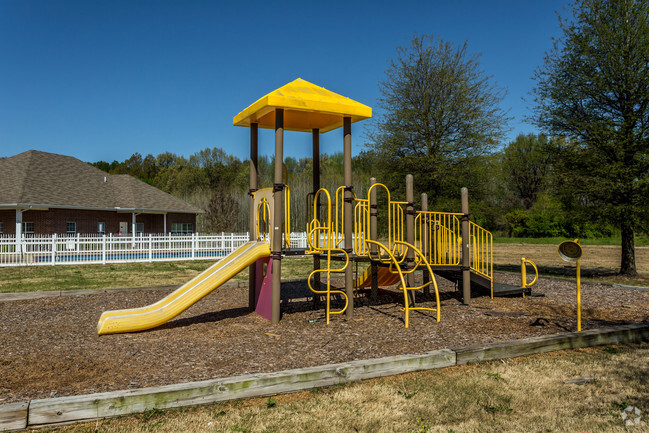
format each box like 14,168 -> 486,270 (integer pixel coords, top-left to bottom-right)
2,240 -> 648,293
495,235 -> 649,246
42,343 -> 649,433
0,256 -> 319,293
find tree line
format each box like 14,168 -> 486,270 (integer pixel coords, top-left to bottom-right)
90,129 -> 642,242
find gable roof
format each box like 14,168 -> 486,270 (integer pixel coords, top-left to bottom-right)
233,78 -> 372,133
0,150 -> 203,214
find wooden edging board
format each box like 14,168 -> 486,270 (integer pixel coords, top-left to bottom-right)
1,323 -> 648,431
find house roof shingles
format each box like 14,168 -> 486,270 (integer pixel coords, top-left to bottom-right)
0,150 -> 203,214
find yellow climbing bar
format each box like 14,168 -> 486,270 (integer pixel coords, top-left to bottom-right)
306,188 -> 349,323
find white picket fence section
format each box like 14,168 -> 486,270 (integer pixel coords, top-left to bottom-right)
0,232 -> 309,267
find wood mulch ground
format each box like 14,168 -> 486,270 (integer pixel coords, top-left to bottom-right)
1,271 -> 648,406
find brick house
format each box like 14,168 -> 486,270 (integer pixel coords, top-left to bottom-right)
0,150 -> 203,237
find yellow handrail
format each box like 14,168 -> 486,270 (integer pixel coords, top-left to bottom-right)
469,221 -> 493,298
365,239 -> 440,328
521,257 -> 538,297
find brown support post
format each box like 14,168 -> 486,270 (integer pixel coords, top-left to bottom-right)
248,123 -> 258,311
312,128 -> 321,309
271,109 -> 284,324
369,177 -> 378,302
421,193 -> 430,297
405,174 -> 416,306
461,187 -> 471,305
343,117 -> 354,317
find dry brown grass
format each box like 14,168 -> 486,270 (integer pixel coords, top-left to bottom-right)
493,243 -> 649,286
42,343 -> 649,433
1,243 -> 647,293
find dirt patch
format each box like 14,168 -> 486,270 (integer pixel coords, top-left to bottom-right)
1,270 -> 648,406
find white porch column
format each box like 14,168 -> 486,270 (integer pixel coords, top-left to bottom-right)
163,213 -> 167,234
15,209 -> 23,253
132,212 -> 136,247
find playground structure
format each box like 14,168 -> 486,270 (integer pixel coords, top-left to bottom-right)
98,78 -> 533,335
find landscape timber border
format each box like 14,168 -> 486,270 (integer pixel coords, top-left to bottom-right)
2,323 -> 648,431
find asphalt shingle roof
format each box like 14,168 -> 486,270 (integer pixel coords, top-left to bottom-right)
0,150 -> 203,214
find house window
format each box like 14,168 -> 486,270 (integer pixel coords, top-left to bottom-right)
66,222 -> 76,234
97,222 -> 106,234
171,223 -> 193,234
22,222 -> 34,234
136,223 -> 144,234
0,222 -> 3,233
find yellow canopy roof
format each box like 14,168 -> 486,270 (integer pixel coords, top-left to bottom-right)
233,78 -> 372,133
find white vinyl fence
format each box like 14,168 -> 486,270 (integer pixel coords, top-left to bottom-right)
0,232 -> 309,267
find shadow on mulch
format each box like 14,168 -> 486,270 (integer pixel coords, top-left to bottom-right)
161,306 -> 251,330
496,263 -> 619,278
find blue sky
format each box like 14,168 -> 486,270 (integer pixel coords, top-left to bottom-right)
0,0 -> 569,163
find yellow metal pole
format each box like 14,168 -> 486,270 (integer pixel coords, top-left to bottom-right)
576,258 -> 581,331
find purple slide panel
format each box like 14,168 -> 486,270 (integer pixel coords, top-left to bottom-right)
255,257 -> 273,321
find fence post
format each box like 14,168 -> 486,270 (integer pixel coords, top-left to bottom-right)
148,234 -> 153,262
192,233 -> 196,259
102,235 -> 106,264
51,234 -> 56,265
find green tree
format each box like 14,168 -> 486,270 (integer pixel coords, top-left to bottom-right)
502,133 -> 554,210
205,188 -> 239,233
369,34 -> 510,201
532,0 -> 649,275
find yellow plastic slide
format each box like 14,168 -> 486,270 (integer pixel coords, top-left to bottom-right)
97,241 -> 271,335
354,265 -> 401,288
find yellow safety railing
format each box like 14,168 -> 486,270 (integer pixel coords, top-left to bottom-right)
520,257 -> 538,297
469,221 -> 493,296
354,196 -> 370,257
309,182 -> 496,310
415,211 -> 462,266
305,188 -> 349,324
352,183 -> 406,258
333,186 -> 347,249
365,239 -> 440,328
